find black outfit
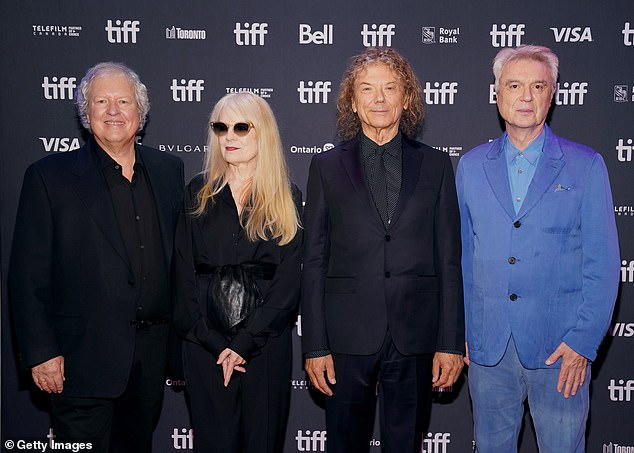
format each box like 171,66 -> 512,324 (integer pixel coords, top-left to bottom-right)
9,137 -> 184,453
301,133 -> 464,453
173,176 -> 302,453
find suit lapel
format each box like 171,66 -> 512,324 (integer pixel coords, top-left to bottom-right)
516,127 -> 565,219
72,140 -> 131,270
483,136 -> 516,221
389,137 -> 423,228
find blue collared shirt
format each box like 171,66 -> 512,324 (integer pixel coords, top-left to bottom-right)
504,129 -> 546,213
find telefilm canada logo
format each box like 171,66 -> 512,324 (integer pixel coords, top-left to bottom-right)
32,24 -> 82,37
421,26 -> 460,44
165,26 -> 206,40
433,145 -> 462,158
603,441 -> 634,452
614,205 -> 634,216
225,87 -> 273,99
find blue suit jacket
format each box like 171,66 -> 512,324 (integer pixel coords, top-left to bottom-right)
456,126 -> 619,368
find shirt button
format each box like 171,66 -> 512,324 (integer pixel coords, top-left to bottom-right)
385,272 -> 391,278
508,257 -> 517,264
513,220 -> 521,228
385,235 -> 391,241
509,293 -> 518,301
140,244 -> 145,249
136,215 -> 141,221
516,197 -> 522,202
518,169 -> 524,174
114,165 -> 120,170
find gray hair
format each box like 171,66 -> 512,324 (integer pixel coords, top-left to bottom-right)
493,45 -> 559,92
75,62 -> 150,132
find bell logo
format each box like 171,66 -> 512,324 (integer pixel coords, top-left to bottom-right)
623,22 -> 634,46
422,432 -> 451,453
234,22 -> 268,46
424,82 -> 458,105
490,23 -> 525,47
299,24 -> 333,45
42,77 -> 76,100
105,19 -> 140,44
550,27 -> 593,42
296,430 -> 327,452
361,24 -> 395,47
171,79 -> 205,102
616,139 -> 633,162
608,379 -> 634,401
555,82 -> 588,105
297,81 -> 331,104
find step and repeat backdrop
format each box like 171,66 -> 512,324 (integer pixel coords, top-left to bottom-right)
1,1 -> 633,452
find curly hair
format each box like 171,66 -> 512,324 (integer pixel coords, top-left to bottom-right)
337,48 -> 424,141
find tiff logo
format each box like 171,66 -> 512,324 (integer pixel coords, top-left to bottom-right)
361,24 -> 395,47
234,22 -> 268,46
550,27 -> 593,42
424,82 -> 458,105
105,19 -> 140,44
490,23 -> 525,47
296,430 -> 327,452
610,322 -> 634,337
622,260 -> 634,282
555,82 -> 588,105
422,432 -> 451,453
616,138 -> 633,162
623,22 -> 634,46
299,24 -> 333,45
42,76 -> 76,100
171,79 -> 205,102
608,379 -> 634,401
172,428 -> 194,449
298,81 -> 332,104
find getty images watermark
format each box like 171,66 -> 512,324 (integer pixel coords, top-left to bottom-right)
3,439 -> 93,452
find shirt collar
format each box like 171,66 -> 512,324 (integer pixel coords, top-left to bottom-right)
360,131 -> 402,159
91,136 -> 143,171
504,128 -> 546,166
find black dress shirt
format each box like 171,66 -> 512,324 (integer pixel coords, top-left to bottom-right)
94,140 -> 169,320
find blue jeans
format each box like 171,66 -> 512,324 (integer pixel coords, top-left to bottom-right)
468,336 -> 590,453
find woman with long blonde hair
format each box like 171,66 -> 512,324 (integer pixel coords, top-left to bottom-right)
174,92 -> 302,453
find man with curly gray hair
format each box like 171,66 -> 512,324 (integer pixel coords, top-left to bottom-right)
10,62 -> 184,452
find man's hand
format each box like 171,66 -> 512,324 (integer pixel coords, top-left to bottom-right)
217,348 -> 247,387
305,354 -> 336,396
32,355 -> 65,393
432,352 -> 464,388
545,342 -> 588,398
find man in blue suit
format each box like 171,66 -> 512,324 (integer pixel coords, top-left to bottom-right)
457,45 -> 620,452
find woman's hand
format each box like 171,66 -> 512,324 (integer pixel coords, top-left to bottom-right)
216,348 -> 247,387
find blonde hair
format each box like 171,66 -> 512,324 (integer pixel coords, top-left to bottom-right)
195,92 -> 300,245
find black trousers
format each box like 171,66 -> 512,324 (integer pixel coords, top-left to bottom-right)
325,332 -> 433,453
183,327 -> 292,453
51,325 -> 168,453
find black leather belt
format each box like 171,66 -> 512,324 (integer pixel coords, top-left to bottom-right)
130,318 -> 169,329
195,261 -> 277,280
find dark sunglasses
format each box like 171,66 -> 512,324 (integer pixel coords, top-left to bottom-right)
210,121 -> 255,136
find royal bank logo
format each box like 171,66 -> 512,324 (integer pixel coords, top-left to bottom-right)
105,19 -> 140,44
32,24 -> 82,37
614,205 -> 634,216
608,379 -> 634,402
296,430 -> 327,452
170,79 -> 205,102
299,24 -> 333,44
424,82 -> 458,105
422,432 -> 451,453
616,138 -> 633,162
361,24 -> 395,47
622,260 -> 634,283
550,26 -> 593,42
42,76 -> 76,100
234,22 -> 268,46
603,441 -> 634,453
158,143 -> 207,153
165,26 -> 206,40
172,428 -> 194,450
298,81 -> 332,104
422,26 -> 460,44
610,321 -> 634,337
290,143 -> 334,154
490,23 -> 525,47
623,22 -> 634,46
39,137 -> 81,152
433,145 -> 462,157
614,85 -> 634,102
555,82 -> 588,105
225,87 -> 273,99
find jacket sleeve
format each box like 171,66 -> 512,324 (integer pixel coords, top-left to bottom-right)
562,153 -> 620,360
9,164 -> 62,368
455,157 -> 472,345
433,154 -> 465,354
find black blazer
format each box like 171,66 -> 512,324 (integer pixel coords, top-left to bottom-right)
9,138 -> 184,397
301,135 -> 464,356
